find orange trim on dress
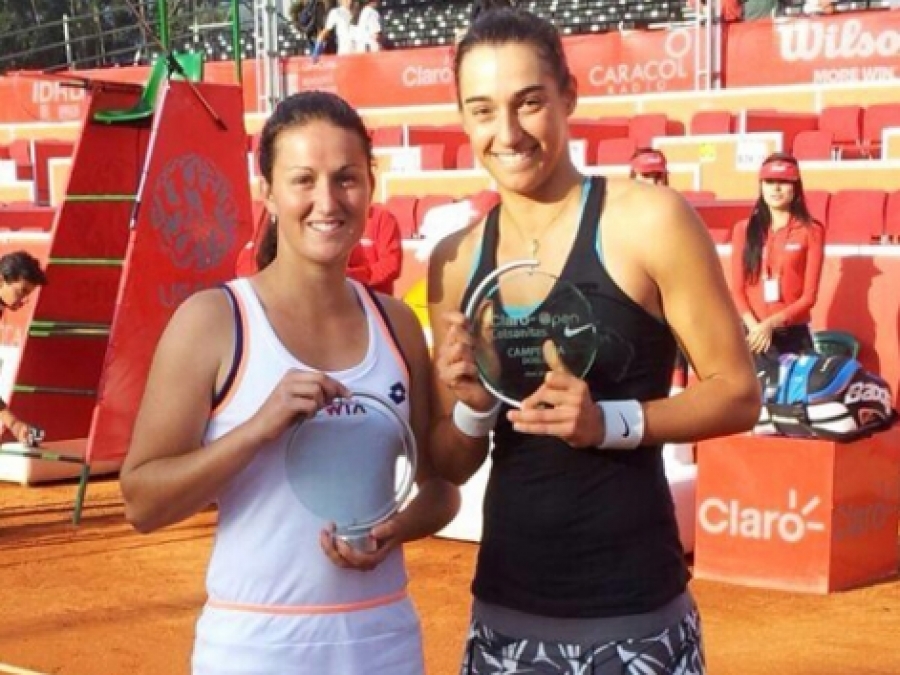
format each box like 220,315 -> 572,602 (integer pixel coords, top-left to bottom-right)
210,284 -> 251,419
206,588 -> 408,615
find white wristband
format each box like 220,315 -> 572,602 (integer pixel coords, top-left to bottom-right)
452,400 -> 501,438
597,400 -> 645,450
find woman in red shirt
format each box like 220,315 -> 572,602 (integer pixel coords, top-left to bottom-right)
731,152 -> 825,356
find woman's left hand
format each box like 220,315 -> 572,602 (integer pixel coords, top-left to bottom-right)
506,341 -> 603,448
747,320 -> 775,354
319,517 -> 405,572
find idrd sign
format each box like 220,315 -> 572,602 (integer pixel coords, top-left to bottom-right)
699,490 -> 825,543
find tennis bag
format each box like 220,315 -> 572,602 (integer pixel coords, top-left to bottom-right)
754,352 -> 897,442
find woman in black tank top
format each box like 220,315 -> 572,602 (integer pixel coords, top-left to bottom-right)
426,8 -> 761,675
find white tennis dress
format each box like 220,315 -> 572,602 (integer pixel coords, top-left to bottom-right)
192,278 -> 424,675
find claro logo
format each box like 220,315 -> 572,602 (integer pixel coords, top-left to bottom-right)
402,64 -> 453,87
699,490 -> 825,543
776,19 -> 900,62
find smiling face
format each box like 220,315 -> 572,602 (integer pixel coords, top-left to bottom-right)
458,43 -> 576,197
761,179 -> 796,212
262,120 -> 373,268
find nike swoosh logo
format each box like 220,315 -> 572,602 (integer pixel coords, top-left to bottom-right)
619,413 -> 630,438
563,324 -> 594,338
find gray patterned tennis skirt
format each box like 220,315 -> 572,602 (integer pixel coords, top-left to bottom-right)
460,605 -> 705,674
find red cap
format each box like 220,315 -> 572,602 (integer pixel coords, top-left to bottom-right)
759,159 -> 800,181
630,151 -> 667,174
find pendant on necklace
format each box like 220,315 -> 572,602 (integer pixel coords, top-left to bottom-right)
530,239 -> 539,259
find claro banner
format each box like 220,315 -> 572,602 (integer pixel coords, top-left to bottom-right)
283,27 -> 697,107
725,12 -> 900,87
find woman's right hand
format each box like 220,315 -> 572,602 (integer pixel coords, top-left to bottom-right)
249,370 -> 351,445
436,311 -> 497,412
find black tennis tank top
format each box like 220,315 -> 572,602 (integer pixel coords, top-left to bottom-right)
460,176 -> 689,618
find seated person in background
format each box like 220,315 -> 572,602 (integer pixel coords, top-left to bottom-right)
629,147 -> 669,186
0,250 -> 48,445
347,203 -> 403,295
730,153 -> 825,357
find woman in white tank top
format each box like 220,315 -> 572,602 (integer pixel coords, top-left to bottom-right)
120,91 -> 460,674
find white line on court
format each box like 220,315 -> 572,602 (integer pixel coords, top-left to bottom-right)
0,663 -> 50,675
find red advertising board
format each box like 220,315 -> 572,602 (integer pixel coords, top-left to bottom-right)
0,27 -> 698,123
726,12 -> 900,87
283,28 -> 698,107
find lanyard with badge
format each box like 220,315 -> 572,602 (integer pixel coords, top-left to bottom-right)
763,228 -> 782,304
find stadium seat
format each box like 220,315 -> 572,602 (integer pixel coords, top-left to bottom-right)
94,52 -> 205,124
804,189 -> 831,227
884,190 -> 900,243
595,137 -> 637,166
385,194 -> 418,239
456,143 -> 475,170
419,143 -> 447,170
818,105 -> 863,158
371,125 -> 404,147
825,189 -> 887,244
861,103 -> 900,159
792,130 -> 834,160
680,190 -> 717,203
690,110 -> 735,135
628,113 -> 682,148
8,139 -> 33,182
813,330 -> 860,360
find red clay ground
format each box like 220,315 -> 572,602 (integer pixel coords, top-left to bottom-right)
1,478 -> 898,675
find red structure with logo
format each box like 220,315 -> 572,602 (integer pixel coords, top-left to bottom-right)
694,429 -> 900,594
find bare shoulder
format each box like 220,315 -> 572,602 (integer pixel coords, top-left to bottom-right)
370,292 -> 429,361
157,287 -> 236,357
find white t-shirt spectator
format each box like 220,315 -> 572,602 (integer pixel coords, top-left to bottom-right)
325,6 -> 355,54
357,5 -> 383,52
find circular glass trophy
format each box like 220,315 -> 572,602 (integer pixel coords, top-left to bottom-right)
284,390 -> 417,552
464,259 -> 599,408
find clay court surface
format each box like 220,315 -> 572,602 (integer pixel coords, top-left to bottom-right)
1,478 -> 898,675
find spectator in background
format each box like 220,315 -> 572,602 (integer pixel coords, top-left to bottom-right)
0,250 -> 47,446
688,0 -> 742,21
415,190 -> 499,262
356,0 -> 383,52
630,147 -> 669,186
742,0 -> 778,20
347,203 -> 403,295
315,0 -> 356,58
470,0 -> 512,23
802,0 -> 835,15
730,152 -> 825,356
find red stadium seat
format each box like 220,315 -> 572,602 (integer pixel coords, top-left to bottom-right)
884,191 -> 900,243
595,138 -> 637,166
419,143 -> 447,170
385,194 -> 419,239
690,110 -> 735,135
456,143 -> 475,169
680,190 -> 717,203
628,113 -> 683,148
792,130 -> 834,161
803,190 -> 831,227
371,125 -> 404,147
8,139 -> 33,182
818,105 -> 863,158
825,189 -> 887,244
862,103 -> 900,159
